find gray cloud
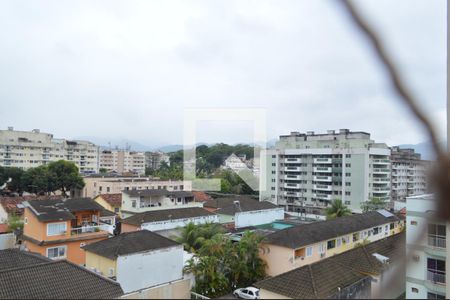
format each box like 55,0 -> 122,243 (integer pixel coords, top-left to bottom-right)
0,0 -> 446,148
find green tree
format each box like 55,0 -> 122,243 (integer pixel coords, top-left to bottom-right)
99,168 -> 108,174
361,197 -> 386,212
0,167 -> 25,194
47,160 -> 84,196
177,222 -> 225,252
229,231 -> 266,288
183,228 -> 266,297
326,199 -> 352,220
21,165 -> 55,195
7,214 -> 23,232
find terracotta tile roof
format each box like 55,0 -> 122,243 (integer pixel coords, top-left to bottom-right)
0,224 -> 9,234
83,230 -> 180,260
255,232 -> 405,299
0,195 -> 63,216
122,207 -> 216,226
265,210 -> 401,249
0,250 -> 123,299
26,198 -> 105,222
192,191 -> 212,202
96,194 -> 122,206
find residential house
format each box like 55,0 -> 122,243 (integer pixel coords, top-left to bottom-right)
121,207 -> 219,233
0,195 -> 63,223
121,189 -> 201,218
95,193 -> 122,215
260,209 -> 404,276
406,194 -> 446,299
83,230 -> 190,298
0,248 -> 123,299
22,198 -> 112,265
255,233 -> 405,299
204,196 -> 284,229
80,175 -> 192,198
192,191 -> 212,203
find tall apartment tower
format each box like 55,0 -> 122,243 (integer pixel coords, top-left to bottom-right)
391,146 -> 429,202
99,150 -> 145,175
144,151 -> 170,170
406,194 -> 446,299
0,127 -> 99,174
260,129 -> 391,212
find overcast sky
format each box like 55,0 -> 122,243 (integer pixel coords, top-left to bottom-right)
0,0 -> 446,148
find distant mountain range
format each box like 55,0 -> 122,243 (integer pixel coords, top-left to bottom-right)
397,141 -> 446,161
75,135 -> 443,159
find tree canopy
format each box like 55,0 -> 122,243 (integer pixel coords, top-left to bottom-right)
183,224 -> 266,298
1,160 -> 85,196
325,199 -> 352,220
360,197 -> 386,213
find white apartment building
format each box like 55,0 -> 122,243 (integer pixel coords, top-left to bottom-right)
406,194 -> 446,299
144,151 -> 170,170
0,127 -> 99,174
80,175 -> 192,198
391,146 -> 429,202
99,150 -> 145,175
260,129 -> 391,212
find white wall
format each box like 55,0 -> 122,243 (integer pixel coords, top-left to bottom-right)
116,245 -> 184,293
235,208 -> 284,228
0,233 -> 15,250
0,205 -> 8,223
141,215 -> 219,232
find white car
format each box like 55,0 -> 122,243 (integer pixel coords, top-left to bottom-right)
233,287 -> 260,299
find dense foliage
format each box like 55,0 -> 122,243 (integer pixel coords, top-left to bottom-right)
0,160 -> 85,196
146,144 -> 256,194
360,197 -> 387,212
182,223 -> 266,298
325,199 -> 352,219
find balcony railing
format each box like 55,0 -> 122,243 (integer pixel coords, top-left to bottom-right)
428,236 -> 446,249
427,271 -> 446,285
71,224 -> 108,235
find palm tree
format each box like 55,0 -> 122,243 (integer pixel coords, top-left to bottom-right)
325,199 -> 352,219
176,222 -> 225,252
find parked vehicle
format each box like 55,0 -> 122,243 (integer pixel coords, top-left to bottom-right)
233,287 -> 260,299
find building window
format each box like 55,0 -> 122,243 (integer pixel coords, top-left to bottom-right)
373,227 -> 379,235
427,292 -> 445,299
344,201 -> 350,205
428,224 -> 446,248
319,243 -> 326,254
47,222 -> 67,236
390,223 -> 395,230
411,288 -> 419,293
99,186 -> 102,192
106,187 -> 110,192
131,200 -> 136,208
114,207 -> 119,213
327,240 -> 336,250
427,258 -> 446,284
80,242 -> 86,248
336,238 -> 342,248
306,246 -> 313,257
352,232 -> 360,242
47,246 -> 67,260
24,217 -> 28,225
